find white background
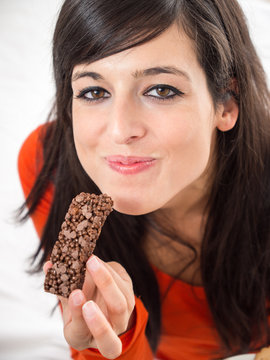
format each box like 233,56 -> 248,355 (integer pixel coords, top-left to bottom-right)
0,0 -> 269,359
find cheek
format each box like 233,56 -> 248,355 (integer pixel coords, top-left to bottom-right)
161,111 -> 214,182
72,103 -> 104,160
162,112 -> 212,156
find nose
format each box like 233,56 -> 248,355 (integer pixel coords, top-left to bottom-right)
108,98 -> 146,145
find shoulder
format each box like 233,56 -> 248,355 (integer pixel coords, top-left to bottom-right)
17,122 -> 51,198
17,122 -> 55,237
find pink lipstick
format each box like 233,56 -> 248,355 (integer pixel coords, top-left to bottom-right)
105,155 -> 156,175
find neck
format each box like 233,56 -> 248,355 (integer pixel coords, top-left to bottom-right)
144,184 -> 209,286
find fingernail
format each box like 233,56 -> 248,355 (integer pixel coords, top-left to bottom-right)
87,256 -> 100,272
83,301 -> 96,320
72,291 -> 83,306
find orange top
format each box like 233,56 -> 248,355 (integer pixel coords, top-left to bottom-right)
18,125 -> 226,360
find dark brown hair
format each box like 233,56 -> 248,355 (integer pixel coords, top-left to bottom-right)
19,0 -> 270,357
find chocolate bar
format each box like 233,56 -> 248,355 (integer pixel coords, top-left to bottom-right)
44,193 -> 113,297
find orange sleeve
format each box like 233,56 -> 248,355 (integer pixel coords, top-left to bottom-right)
17,124 -> 54,238
18,126 -> 153,360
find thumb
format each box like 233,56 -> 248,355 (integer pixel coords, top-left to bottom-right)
57,294 -> 72,327
43,260 -> 52,274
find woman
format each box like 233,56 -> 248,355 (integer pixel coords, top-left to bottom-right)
18,0 -> 270,359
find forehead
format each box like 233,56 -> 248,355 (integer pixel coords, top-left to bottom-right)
72,24 -> 201,80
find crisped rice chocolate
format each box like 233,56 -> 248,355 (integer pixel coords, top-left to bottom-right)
44,193 -> 113,297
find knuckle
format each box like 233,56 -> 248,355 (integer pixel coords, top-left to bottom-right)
64,332 -> 80,350
103,341 -> 122,359
64,323 -> 93,350
63,332 -> 71,346
124,292 -> 135,313
99,272 -> 113,288
108,261 -> 123,271
105,350 -> 122,360
116,321 -> 129,336
74,344 -> 89,351
128,296 -> 135,313
109,262 -> 129,279
94,323 -> 109,338
110,298 -> 127,315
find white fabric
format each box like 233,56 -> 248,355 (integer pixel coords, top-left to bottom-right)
0,1 -> 70,359
224,355 -> 255,360
0,0 -> 269,359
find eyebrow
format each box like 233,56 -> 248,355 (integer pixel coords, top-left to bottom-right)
72,66 -> 191,82
132,66 -> 191,81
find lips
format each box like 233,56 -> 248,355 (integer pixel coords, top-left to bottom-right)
105,155 -> 156,175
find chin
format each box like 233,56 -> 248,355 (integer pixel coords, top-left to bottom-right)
102,193 -> 156,216
112,199 -> 151,216
95,179 -> 163,215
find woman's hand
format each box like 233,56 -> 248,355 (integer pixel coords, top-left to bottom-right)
44,255 -> 136,359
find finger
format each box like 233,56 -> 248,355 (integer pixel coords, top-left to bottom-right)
87,256 -> 129,334
69,289 -> 86,323
56,292 -> 72,327
43,261 -> 52,274
93,257 -> 134,304
82,264 -> 98,299
104,261 -> 135,312
83,300 -> 122,359
106,261 -> 133,287
63,290 -> 93,350
101,261 -> 136,332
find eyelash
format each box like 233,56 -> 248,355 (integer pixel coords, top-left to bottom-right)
75,85 -> 184,103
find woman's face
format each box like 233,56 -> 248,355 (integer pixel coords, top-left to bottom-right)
71,25 -> 227,215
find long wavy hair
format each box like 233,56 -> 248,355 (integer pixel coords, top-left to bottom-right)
18,0 -> 270,357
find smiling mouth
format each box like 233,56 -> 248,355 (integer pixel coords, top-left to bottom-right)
105,155 -> 156,175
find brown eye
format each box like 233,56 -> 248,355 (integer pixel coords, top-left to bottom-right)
145,85 -> 183,100
89,89 -> 105,99
156,87 -> 170,97
77,87 -> 110,102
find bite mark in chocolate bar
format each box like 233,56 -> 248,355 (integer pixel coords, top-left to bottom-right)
44,193 -> 113,297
